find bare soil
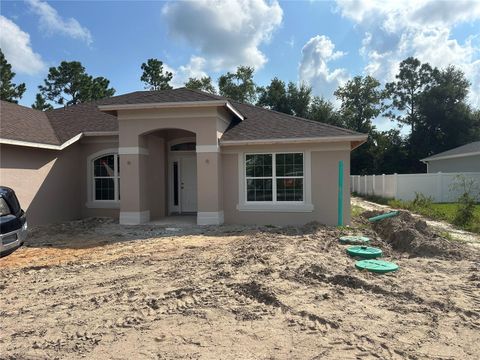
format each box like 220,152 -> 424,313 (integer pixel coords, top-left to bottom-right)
1,217 -> 479,360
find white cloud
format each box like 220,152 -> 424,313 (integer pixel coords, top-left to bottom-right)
336,0 -> 480,107
162,0 -> 283,71
0,16 -> 45,75
27,0 -> 92,45
299,35 -> 348,102
165,56 -> 209,88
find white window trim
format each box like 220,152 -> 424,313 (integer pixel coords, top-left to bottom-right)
86,148 -> 120,209
237,151 -> 313,212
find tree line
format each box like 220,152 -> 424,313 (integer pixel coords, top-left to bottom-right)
1,48 -> 479,174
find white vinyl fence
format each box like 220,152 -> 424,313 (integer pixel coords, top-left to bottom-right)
351,172 -> 480,203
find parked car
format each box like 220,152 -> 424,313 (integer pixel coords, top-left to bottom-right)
0,187 -> 27,257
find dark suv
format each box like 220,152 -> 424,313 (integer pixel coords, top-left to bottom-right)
0,187 -> 27,257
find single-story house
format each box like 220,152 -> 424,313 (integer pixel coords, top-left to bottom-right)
421,141 -> 480,173
0,88 -> 366,226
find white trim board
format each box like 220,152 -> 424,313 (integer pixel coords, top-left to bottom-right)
197,211 -> 224,225
0,133 -> 82,150
99,100 -> 244,121
120,211 -> 150,225
196,145 -> 219,153
0,131 -> 118,150
221,135 -> 367,146
118,147 -> 149,155
421,151 -> 480,162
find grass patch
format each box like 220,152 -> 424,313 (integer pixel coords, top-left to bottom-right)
354,193 -> 480,234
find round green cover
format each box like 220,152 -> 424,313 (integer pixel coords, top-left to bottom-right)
339,236 -> 371,244
346,245 -> 383,259
355,259 -> 399,273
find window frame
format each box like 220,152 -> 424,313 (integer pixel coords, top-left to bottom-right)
86,149 -> 121,209
244,152 -> 305,204
92,153 -> 120,202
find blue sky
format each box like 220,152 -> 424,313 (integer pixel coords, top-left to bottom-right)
1,0 -> 480,131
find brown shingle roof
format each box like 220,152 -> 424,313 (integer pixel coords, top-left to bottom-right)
1,88 -> 365,147
222,101 -> 363,142
97,88 -> 225,105
46,102 -> 117,143
0,100 -> 61,145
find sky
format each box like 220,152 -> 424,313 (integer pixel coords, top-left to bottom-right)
1,0 -> 480,131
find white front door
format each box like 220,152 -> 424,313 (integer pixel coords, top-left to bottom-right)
180,156 -> 197,212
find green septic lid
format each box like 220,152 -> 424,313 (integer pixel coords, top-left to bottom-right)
346,246 -> 383,259
339,236 -> 371,244
355,259 -> 399,273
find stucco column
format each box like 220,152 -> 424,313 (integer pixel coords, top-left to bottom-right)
118,138 -> 150,225
196,148 -> 224,225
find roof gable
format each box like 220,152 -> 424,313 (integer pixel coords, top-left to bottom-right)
422,141 -> 480,162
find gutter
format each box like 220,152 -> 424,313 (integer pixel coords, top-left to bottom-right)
0,131 -> 118,150
220,134 -> 368,146
421,151 -> 480,163
98,100 -> 245,121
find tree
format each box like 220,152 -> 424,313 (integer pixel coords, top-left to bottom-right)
385,57 -> 437,134
256,77 -> 291,114
184,76 -> 216,94
218,66 -> 257,103
335,75 -> 383,133
31,93 -> 53,110
307,96 -> 344,127
39,61 -> 115,106
412,66 -> 479,168
140,58 -> 173,90
0,48 -> 26,103
335,75 -> 385,174
287,82 -> 312,118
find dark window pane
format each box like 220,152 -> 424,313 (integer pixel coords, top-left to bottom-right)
95,178 -> 115,200
117,155 -> 120,175
276,153 -> 303,177
246,154 -> 272,178
94,155 -> 115,177
247,179 -> 272,201
277,178 -> 303,202
171,142 -> 196,151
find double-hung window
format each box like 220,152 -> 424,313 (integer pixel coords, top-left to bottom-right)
245,153 -> 304,203
93,154 -> 120,201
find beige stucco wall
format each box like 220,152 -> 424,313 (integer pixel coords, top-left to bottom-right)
427,155 -> 480,173
221,142 -> 351,226
0,137 -> 122,225
0,143 -> 82,225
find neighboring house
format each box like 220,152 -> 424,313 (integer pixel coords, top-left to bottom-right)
0,88 -> 366,226
421,141 -> 480,173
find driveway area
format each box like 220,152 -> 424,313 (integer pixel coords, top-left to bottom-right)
1,217 -> 479,359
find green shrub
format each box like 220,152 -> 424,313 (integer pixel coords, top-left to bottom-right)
453,193 -> 476,226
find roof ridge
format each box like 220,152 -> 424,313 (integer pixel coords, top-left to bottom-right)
177,87 -> 226,101
231,100 -> 362,135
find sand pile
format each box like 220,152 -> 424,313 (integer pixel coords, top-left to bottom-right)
364,210 -> 470,259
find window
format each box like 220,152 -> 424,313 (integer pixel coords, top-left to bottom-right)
170,142 -> 196,151
93,154 -> 120,201
245,153 -> 304,202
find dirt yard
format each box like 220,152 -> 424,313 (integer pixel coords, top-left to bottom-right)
1,214 -> 479,360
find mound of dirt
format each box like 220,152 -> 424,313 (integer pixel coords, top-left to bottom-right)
364,210 -> 470,259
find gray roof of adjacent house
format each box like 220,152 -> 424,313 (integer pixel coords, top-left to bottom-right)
1,88 -> 365,148
421,141 -> 480,162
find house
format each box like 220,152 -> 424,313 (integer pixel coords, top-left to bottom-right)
421,141 -> 480,173
0,88 -> 366,226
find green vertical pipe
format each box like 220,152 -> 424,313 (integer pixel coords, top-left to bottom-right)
338,160 -> 344,226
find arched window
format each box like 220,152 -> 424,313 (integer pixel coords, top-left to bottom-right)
93,153 -> 120,201
170,142 -> 196,151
